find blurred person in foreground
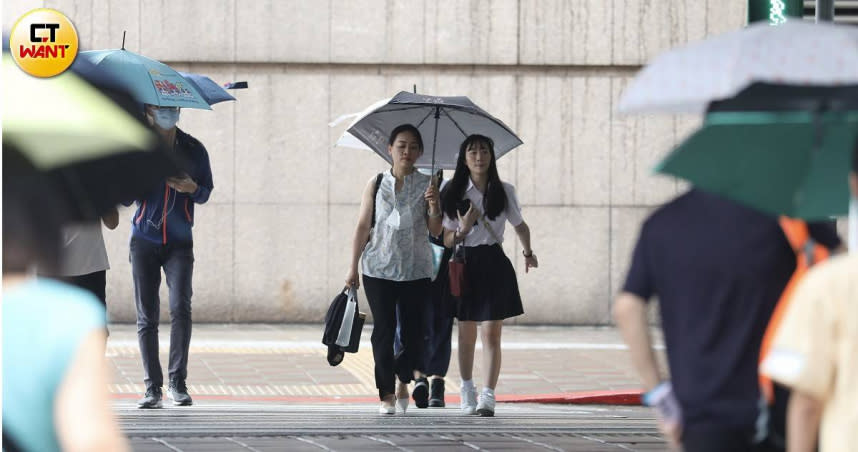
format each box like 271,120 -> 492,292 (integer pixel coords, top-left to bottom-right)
613,183 -> 842,451
129,104 -> 213,409
2,148 -> 129,452
38,210 -> 119,325
760,145 -> 858,452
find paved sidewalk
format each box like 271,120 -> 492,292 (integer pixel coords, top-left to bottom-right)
107,324 -> 665,404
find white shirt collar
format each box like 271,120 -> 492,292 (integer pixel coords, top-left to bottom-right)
466,177 -> 478,193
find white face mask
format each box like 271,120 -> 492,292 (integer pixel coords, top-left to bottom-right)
150,108 -> 180,129
849,198 -> 858,253
386,205 -> 412,230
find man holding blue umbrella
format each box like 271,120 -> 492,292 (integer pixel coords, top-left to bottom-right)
130,103 -> 213,409
80,45 -> 216,409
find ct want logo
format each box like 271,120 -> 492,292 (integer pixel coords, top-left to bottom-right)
9,8 -> 79,77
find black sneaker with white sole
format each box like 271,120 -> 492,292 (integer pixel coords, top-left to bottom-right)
168,378 -> 193,406
137,386 -> 163,409
429,378 -> 445,407
412,377 -> 429,408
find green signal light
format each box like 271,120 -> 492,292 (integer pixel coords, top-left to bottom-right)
770,0 -> 787,25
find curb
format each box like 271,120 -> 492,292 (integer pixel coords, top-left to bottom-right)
112,390 -> 643,406
499,389 -> 642,405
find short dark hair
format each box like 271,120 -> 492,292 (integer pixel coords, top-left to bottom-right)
388,124 -> 423,151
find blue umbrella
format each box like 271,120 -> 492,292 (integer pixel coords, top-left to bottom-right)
178,72 -> 238,105
79,49 -> 211,110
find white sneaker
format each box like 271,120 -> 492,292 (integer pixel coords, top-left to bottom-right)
378,402 -> 395,415
476,390 -> 495,417
460,386 -> 477,415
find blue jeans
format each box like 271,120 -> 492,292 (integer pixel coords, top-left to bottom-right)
130,236 -> 194,388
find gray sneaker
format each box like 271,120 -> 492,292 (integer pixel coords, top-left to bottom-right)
167,379 -> 193,406
137,386 -> 163,409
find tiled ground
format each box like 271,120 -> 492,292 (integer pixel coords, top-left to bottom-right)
107,324 -> 666,400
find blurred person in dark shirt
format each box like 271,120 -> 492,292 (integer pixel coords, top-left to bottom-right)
614,188 -> 842,452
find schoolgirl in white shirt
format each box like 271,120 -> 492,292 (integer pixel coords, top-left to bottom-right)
440,134 -> 538,417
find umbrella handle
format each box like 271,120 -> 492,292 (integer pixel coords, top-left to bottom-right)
430,106 -> 440,175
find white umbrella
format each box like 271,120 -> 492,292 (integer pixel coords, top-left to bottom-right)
618,20 -> 858,115
334,131 -> 372,151
329,97 -> 391,152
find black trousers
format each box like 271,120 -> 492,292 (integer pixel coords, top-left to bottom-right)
422,299 -> 454,377
131,236 -> 194,389
59,270 -> 107,307
394,271 -> 455,376
683,426 -> 782,452
394,246 -> 455,377
363,275 -> 429,400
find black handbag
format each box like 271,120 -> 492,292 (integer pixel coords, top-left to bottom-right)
322,289 -> 349,347
342,310 -> 366,353
322,287 -> 365,365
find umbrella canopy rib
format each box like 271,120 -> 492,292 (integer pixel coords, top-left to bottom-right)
413,108 -> 435,130
441,108 -> 471,138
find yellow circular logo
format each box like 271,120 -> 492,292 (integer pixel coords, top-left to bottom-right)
9,8 -> 79,78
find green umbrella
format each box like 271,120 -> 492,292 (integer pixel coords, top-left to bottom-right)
3,54 -> 179,219
79,48 -> 211,110
656,110 -> 858,220
3,54 -> 157,168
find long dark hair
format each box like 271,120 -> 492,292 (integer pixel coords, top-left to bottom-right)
441,134 -> 507,221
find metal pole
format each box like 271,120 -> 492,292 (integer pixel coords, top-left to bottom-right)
430,106 -> 440,175
816,0 -> 835,22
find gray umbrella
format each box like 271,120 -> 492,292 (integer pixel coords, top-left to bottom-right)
346,91 -> 522,171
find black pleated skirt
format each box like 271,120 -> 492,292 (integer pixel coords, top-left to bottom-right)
455,244 -> 524,321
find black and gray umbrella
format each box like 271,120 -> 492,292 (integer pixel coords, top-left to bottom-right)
344,91 -> 522,171
178,71 -> 248,106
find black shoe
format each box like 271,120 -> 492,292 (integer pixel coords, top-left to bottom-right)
137,386 -> 163,409
412,377 -> 429,408
429,378 -> 446,408
168,378 -> 193,406
326,345 -> 344,366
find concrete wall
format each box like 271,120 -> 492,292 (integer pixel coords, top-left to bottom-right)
4,0 -> 747,324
